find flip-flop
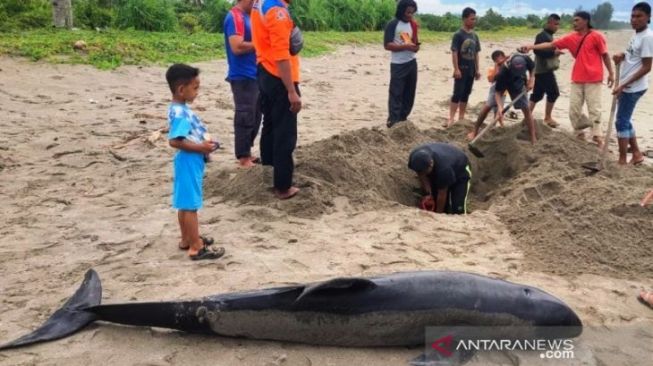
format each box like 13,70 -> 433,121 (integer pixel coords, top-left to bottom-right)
179,236 -> 215,250
637,292 -> 653,310
190,246 -> 225,261
250,157 -> 261,164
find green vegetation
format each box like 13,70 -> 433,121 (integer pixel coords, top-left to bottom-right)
0,0 -> 627,69
0,27 -> 537,70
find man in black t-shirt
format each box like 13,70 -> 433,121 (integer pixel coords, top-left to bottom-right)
408,143 -> 472,215
529,14 -> 563,128
496,54 -> 537,144
447,7 -> 482,128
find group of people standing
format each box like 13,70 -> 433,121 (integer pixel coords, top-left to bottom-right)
164,0 -> 653,260
391,0 -> 653,216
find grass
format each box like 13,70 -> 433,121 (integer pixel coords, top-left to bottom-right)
0,27 -> 538,70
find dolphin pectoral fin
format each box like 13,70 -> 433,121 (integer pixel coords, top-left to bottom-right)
0,269 -> 102,351
294,278 -> 377,303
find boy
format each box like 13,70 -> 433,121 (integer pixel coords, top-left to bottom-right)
467,50 -> 507,140
447,7 -> 481,128
384,0 -> 420,128
166,64 -> 225,261
613,2 -> 653,165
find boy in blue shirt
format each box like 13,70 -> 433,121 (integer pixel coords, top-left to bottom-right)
166,64 -> 225,261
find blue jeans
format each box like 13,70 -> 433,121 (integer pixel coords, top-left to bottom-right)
616,90 -> 646,138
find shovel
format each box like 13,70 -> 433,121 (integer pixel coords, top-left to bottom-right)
468,89 -> 529,158
582,67 -> 620,173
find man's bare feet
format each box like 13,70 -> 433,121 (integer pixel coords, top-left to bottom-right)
238,157 -> 255,168
466,131 -> 477,140
592,136 -> 604,149
630,153 -> 645,165
443,120 -> 451,128
544,119 -> 559,128
275,186 -> 300,200
638,290 -> 653,309
576,132 -> 586,141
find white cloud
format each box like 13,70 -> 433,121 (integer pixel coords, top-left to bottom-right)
415,0 -> 629,21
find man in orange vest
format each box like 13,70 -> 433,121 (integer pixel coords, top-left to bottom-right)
252,0 -> 302,199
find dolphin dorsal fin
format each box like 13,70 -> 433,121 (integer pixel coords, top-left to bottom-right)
295,278 -> 377,303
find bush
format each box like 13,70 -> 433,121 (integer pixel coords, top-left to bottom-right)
113,0 -> 177,32
74,0 -> 114,29
0,0 -> 51,32
180,13 -> 201,34
291,0 -> 395,32
201,0 -> 231,33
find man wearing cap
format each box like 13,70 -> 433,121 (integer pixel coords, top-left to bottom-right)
469,53 -> 537,144
251,0 -> 302,200
408,143 -> 472,215
522,11 -> 615,147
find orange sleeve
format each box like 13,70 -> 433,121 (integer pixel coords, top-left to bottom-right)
266,7 -> 292,61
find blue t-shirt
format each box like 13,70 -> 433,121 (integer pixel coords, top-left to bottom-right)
224,8 -> 257,81
168,103 -> 207,210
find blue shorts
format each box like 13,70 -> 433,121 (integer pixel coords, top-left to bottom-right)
615,90 -> 646,139
172,151 -> 205,211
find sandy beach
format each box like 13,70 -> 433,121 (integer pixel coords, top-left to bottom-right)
0,30 -> 652,365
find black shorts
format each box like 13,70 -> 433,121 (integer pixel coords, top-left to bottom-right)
530,72 -> 560,104
451,72 -> 475,103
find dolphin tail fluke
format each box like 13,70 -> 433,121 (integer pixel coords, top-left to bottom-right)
0,269 -> 102,350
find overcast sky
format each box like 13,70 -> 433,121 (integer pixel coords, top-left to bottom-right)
415,0 -> 634,21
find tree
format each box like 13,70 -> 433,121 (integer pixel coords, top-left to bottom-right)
52,0 -> 73,28
591,2 -> 613,29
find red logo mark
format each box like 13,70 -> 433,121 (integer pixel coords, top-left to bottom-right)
431,335 -> 454,357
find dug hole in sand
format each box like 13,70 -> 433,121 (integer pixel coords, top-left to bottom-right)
208,120 -> 653,279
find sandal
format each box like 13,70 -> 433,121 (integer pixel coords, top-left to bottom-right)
190,246 -> 225,261
179,236 -> 215,250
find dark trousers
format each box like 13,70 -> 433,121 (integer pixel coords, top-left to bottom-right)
230,79 -> 262,159
257,65 -> 298,191
388,59 -> 418,123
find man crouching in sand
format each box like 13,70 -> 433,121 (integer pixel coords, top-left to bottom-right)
408,143 -> 472,214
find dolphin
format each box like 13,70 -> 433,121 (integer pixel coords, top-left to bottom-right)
0,269 -> 582,350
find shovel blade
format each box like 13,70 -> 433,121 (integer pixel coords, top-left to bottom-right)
581,161 -> 602,173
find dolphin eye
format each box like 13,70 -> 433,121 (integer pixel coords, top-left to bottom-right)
523,288 -> 531,296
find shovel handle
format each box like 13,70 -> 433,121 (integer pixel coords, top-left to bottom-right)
469,88 -> 529,145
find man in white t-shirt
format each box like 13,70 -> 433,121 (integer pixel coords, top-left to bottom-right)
613,2 -> 653,165
384,0 -> 420,128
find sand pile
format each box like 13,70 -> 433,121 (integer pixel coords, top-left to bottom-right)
206,123 -> 454,217
208,120 -> 652,278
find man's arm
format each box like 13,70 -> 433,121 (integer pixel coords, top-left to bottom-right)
474,49 -> 481,80
602,52 -> 615,88
228,35 -> 255,56
276,60 -> 301,113
534,32 -> 556,58
452,52 -> 461,78
418,172 -> 432,195
614,57 -> 652,95
435,188 -> 448,213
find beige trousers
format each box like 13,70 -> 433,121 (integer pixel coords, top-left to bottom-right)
569,82 -> 603,137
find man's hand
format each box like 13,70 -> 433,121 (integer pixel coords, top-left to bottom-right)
453,69 -> 462,79
288,91 -> 302,114
518,45 -> 533,53
475,71 -> 481,80
527,78 -> 535,91
554,49 -> 565,56
612,84 -> 625,96
613,52 -> 625,65
607,73 -> 615,88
